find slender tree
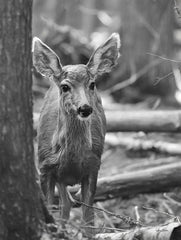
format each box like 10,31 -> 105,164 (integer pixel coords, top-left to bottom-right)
119,0 -> 176,97
0,1 -> 44,239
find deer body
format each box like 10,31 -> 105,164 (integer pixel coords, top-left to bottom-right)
33,34 -> 120,234
38,72 -> 106,186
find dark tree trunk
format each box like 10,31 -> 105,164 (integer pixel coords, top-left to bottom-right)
118,0 -> 176,97
0,1 -> 44,239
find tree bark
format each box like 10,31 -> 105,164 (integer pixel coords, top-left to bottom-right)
0,1 -> 44,239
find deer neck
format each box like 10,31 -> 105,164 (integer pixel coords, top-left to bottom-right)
55,108 -> 92,152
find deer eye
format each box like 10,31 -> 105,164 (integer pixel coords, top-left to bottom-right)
89,82 -> 95,90
61,84 -> 70,93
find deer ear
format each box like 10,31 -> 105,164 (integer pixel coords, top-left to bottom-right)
32,37 -> 62,79
87,33 -> 121,76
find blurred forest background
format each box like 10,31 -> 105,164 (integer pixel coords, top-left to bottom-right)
32,0 -> 181,107
32,0 -> 181,238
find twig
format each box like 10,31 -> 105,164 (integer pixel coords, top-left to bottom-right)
147,52 -> 181,63
151,98 -> 161,110
153,72 -> 173,85
164,193 -> 181,207
106,59 -> 161,94
134,206 -> 140,223
142,206 -> 176,218
161,201 -> 174,216
75,200 -> 143,227
96,202 -> 115,228
80,225 -> 127,232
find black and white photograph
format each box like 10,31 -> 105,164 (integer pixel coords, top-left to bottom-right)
0,0 -> 181,239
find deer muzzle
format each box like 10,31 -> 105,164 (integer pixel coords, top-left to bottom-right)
77,104 -> 93,118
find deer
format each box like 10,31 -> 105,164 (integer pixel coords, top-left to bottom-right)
32,33 -> 120,235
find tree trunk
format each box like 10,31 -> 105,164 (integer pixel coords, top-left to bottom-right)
117,0 -> 175,97
0,1 -> 44,239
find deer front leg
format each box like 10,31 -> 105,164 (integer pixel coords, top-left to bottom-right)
56,183 -> 74,225
40,170 -> 55,207
81,171 -> 98,235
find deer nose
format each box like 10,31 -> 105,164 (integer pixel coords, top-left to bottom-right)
78,104 -> 93,118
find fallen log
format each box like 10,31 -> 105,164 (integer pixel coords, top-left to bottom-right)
106,110 -> 181,133
95,161 -> 181,201
100,156 -> 180,174
95,221 -> 181,240
34,110 -> 181,133
105,133 -> 181,155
